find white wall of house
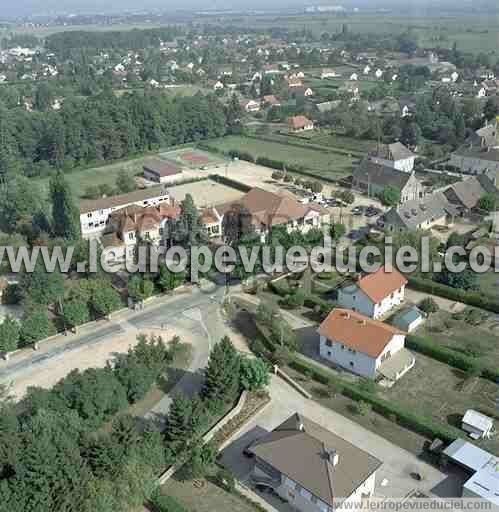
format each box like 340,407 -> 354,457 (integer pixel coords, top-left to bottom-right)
320,334 -> 377,378
337,286 -> 375,318
372,156 -> 415,173
80,191 -> 170,238
373,285 -> 405,319
319,333 -> 406,379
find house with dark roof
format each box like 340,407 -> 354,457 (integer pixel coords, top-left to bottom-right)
249,413 -> 382,512
450,122 -> 499,175
143,158 -> 183,184
382,192 -> 460,232
442,174 -> 498,212
353,160 -> 424,203
368,142 -> 416,173
337,265 -> 408,320
318,308 -> 414,380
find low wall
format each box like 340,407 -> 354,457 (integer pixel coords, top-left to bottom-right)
274,365 -> 312,399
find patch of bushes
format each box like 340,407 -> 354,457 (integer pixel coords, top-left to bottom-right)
408,276 -> 499,314
149,493 -> 191,512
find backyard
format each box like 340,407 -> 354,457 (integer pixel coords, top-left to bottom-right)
203,135 -> 355,180
381,353 -> 499,455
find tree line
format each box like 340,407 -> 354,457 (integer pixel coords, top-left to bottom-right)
0,90 -> 227,180
0,332 -> 269,511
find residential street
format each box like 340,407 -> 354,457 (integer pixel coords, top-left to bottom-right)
0,279 -> 249,404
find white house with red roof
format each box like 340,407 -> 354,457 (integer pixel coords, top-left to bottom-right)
337,266 -> 407,320
318,308 -> 414,380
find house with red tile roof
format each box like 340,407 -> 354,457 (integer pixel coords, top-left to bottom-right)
318,308 -> 414,380
287,115 -> 314,132
337,266 -> 407,320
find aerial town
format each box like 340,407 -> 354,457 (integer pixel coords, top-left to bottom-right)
0,3 -> 499,512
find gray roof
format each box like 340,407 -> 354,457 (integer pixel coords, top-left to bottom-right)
79,185 -> 169,214
443,175 -> 497,210
392,306 -> 424,329
369,142 -> 415,162
384,192 -> 460,230
250,413 -> 382,506
354,159 -> 416,190
453,124 -> 499,162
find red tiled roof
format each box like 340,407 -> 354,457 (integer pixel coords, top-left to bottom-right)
357,266 -> 408,304
318,308 -> 404,358
288,115 -> 313,130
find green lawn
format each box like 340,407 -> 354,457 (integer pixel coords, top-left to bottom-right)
35,155 -> 152,199
476,270 -> 499,296
310,132 -> 377,154
204,135 -> 354,179
416,309 -> 499,367
381,353 -> 499,455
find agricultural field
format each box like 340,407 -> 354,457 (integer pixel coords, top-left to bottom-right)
204,135 -> 355,180
381,353 -> 499,455
229,13 -> 499,54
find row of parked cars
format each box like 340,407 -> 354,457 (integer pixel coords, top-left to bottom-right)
351,204 -> 382,217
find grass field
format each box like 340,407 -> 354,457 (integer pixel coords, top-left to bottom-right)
228,13 -> 499,54
381,353 -> 499,455
35,156 -> 150,199
204,135 -> 355,179
310,132 -> 377,153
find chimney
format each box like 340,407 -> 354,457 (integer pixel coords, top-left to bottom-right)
326,449 -> 339,467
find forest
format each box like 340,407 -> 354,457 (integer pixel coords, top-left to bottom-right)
0,91 -> 228,181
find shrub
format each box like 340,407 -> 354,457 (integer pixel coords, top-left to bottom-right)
418,297 -> 439,314
215,467 -> 236,493
149,493 -> 190,512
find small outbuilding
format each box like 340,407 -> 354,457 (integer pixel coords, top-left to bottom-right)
392,306 -> 425,333
462,409 -> 494,440
143,158 -> 183,184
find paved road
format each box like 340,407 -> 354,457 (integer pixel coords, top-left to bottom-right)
0,279 -> 240,413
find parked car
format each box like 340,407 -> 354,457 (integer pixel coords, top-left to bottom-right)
351,206 -> 364,216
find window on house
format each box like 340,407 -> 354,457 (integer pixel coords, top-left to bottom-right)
325,339 -> 332,347
341,344 -> 345,350
87,213 -> 92,218
128,232 -> 134,240
327,351 -> 332,357
350,361 -> 354,367
159,228 -> 164,236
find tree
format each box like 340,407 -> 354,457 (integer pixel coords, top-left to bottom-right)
271,171 -> 284,181
379,185 -> 401,207
0,176 -> 43,233
50,170 -> 81,240
63,300 -> 90,329
172,193 -> 206,250
400,121 -> 421,147
201,336 -> 240,410
18,259 -> 65,306
484,97 -> 499,122
239,357 -> 270,391
330,223 -> 346,241
116,170 -> 135,193
128,275 -> 154,302
91,281 -> 122,317
181,442 -> 217,480
20,308 -> 55,344
0,315 -> 20,353
419,297 -> 439,314
282,288 -> 306,308
336,190 -> 355,205
157,263 -> 185,292
478,193 -> 496,212
436,268 -> 478,291
33,82 -> 54,111
310,181 -> 323,194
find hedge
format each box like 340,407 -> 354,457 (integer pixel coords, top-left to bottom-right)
408,277 -> 499,314
149,494 -> 190,512
209,174 -> 251,193
289,356 -> 459,443
406,334 -> 499,384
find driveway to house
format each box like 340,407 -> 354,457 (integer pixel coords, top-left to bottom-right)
220,375 -> 464,506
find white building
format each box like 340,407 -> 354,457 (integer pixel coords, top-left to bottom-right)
79,186 -> 170,239
443,439 -> 499,511
318,308 -> 414,381
337,266 -> 407,320
250,413 -> 383,512
462,410 -> 494,440
368,142 -> 416,173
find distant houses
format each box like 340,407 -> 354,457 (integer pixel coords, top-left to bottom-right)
368,142 -> 416,173
288,115 -> 314,132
